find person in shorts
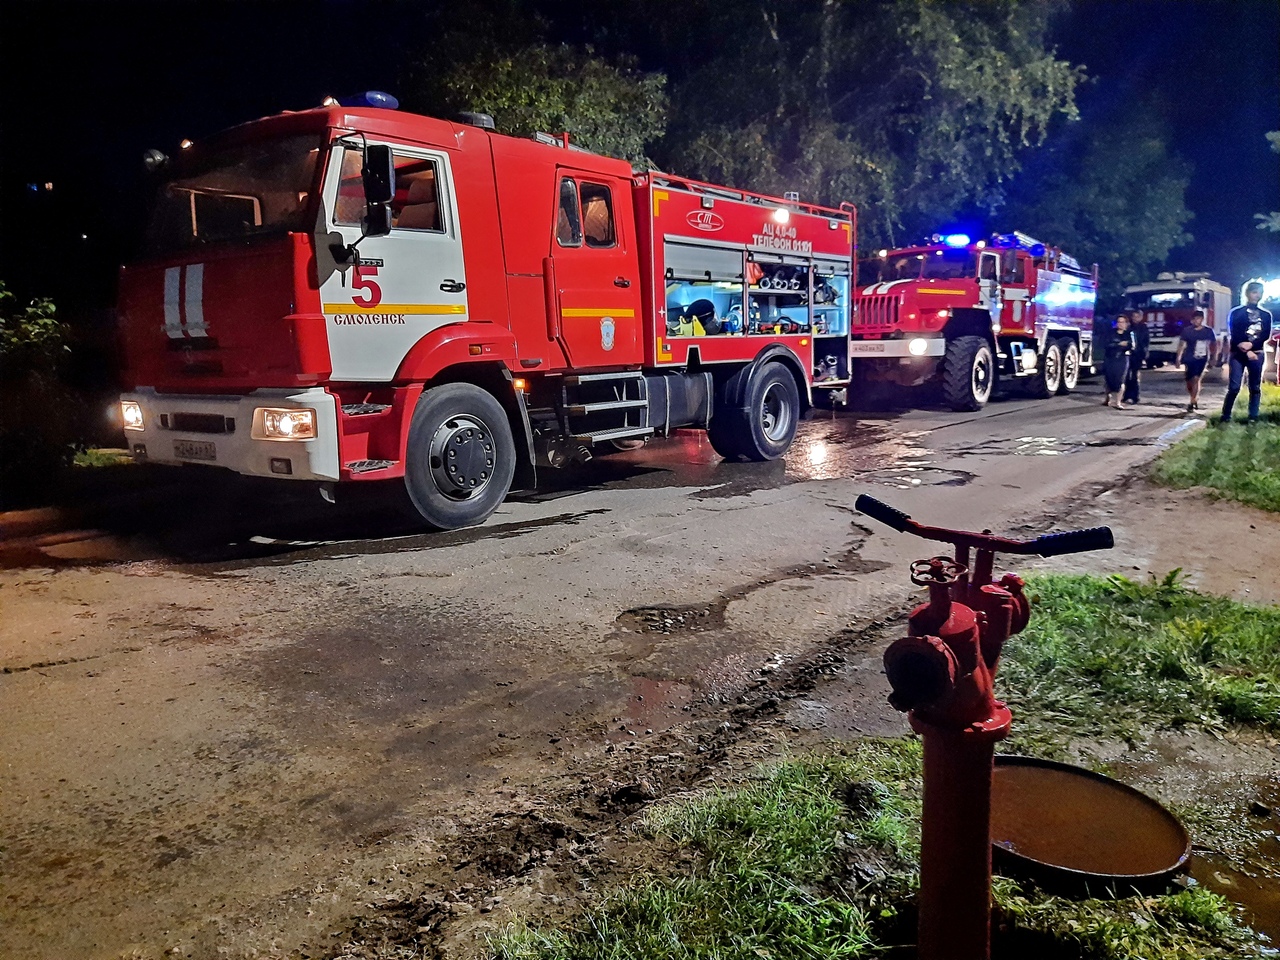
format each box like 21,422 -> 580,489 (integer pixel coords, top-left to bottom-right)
1174,309 -> 1217,413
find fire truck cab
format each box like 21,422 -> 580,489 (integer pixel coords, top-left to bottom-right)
852,232 -> 1098,411
1123,272 -> 1233,367
117,96 -> 855,530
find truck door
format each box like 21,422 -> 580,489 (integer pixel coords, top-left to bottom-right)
318,143 -> 468,381
978,251 -> 1002,327
546,172 -> 643,368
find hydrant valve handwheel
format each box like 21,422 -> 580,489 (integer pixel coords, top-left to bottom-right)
854,494 -> 1113,960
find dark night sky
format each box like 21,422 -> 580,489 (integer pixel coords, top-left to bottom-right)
2,0 -> 1277,309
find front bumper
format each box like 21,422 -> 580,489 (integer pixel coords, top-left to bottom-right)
849,338 -> 947,359
121,387 -> 340,481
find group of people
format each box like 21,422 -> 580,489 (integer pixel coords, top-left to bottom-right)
1096,281 -> 1273,422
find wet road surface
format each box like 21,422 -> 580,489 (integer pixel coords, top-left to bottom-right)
3,367 -> 1278,958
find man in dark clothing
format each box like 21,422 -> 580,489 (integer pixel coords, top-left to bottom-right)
1123,308 -> 1150,403
1220,282 -> 1274,423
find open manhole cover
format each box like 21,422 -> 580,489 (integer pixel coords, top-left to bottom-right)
991,755 -> 1191,894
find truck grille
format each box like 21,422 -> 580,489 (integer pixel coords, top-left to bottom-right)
160,412 -> 236,434
855,294 -> 900,328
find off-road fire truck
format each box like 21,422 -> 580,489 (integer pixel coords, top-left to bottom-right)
851,232 -> 1098,411
117,94 -> 856,529
1123,272 -> 1232,367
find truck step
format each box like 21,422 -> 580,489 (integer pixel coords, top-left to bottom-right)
346,459 -> 397,474
571,426 -> 655,445
341,402 -> 392,416
563,371 -> 645,385
566,399 -> 649,415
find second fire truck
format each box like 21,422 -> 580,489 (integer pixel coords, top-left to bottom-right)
852,233 -> 1098,410
1123,272 -> 1233,367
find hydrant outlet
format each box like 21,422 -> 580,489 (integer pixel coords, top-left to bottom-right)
883,635 -> 958,713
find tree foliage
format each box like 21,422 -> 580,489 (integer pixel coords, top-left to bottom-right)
652,0 -> 1081,247
405,38 -> 667,165
998,103 -> 1193,305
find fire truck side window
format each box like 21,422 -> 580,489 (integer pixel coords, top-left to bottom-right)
334,150 -> 444,231
556,178 -> 583,247
392,158 -> 442,231
579,182 -> 616,248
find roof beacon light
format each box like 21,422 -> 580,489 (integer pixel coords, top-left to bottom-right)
991,232 -> 1047,257
337,91 -> 400,110
943,233 -> 971,248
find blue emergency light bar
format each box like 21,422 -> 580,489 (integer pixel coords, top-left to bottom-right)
990,232 -> 1047,257
337,91 -> 399,109
943,233 -> 971,248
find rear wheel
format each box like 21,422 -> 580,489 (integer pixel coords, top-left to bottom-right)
709,363 -> 800,461
403,383 -> 516,530
1057,338 -> 1081,394
1028,339 -> 1063,398
942,336 -> 995,411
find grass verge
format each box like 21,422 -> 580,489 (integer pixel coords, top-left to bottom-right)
999,572 -> 1280,756
1152,382 -> 1280,512
490,740 -> 1263,959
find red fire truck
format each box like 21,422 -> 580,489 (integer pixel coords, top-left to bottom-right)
1123,272 -> 1232,367
117,94 -> 856,529
852,232 -> 1098,410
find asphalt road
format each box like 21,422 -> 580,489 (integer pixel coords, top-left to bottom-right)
2,366 -> 1274,959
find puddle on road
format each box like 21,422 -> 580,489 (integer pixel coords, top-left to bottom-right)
1190,779 -> 1280,944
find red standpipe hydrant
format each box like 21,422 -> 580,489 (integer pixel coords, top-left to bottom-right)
855,495 -> 1113,960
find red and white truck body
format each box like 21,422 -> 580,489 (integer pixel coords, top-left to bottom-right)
1123,272 -> 1233,365
117,100 -> 855,528
851,233 -> 1098,410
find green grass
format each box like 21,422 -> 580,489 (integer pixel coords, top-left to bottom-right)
1152,383 -> 1280,512
72,447 -> 133,468
998,572 -> 1280,755
489,740 -> 1262,959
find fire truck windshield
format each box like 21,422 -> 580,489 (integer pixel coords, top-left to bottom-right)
859,249 -> 977,285
143,134 -> 322,254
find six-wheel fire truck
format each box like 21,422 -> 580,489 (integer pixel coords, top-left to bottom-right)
852,233 -> 1098,410
1123,272 -> 1233,367
117,93 -> 857,529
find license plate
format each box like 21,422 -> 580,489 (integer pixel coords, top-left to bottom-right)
173,439 -> 216,461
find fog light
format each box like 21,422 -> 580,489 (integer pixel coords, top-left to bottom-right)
131,443 -> 147,458
121,400 -> 144,430
269,457 -> 293,475
908,338 -> 930,356
253,407 -> 317,440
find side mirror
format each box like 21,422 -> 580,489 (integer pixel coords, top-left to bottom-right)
363,144 -> 394,205
361,144 -> 394,239
363,203 -> 393,238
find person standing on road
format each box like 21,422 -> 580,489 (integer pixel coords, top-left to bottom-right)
1123,308 -> 1150,404
1174,310 -> 1217,413
1103,314 -> 1134,409
1220,281 -> 1274,423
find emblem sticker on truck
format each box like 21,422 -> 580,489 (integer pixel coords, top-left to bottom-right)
601,318 -> 616,351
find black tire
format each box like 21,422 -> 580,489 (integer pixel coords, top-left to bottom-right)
942,336 -> 995,411
1057,337 -> 1081,394
1028,339 -> 1063,399
403,383 -> 516,530
708,363 -> 801,461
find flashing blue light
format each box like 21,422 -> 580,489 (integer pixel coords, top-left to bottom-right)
338,91 -> 399,109
991,232 -> 1047,257
943,233 -> 971,248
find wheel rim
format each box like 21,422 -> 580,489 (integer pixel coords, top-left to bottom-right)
1044,346 -> 1061,391
1062,344 -> 1080,389
428,415 -> 496,501
972,349 -> 994,403
760,381 -> 795,442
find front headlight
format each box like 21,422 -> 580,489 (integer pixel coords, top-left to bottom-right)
253,407 -> 317,440
121,401 -> 144,431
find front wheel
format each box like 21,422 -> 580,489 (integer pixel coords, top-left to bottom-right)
1028,339 -> 1063,398
942,336 -> 995,411
403,383 -> 516,530
1057,338 -> 1081,394
709,362 -> 801,461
